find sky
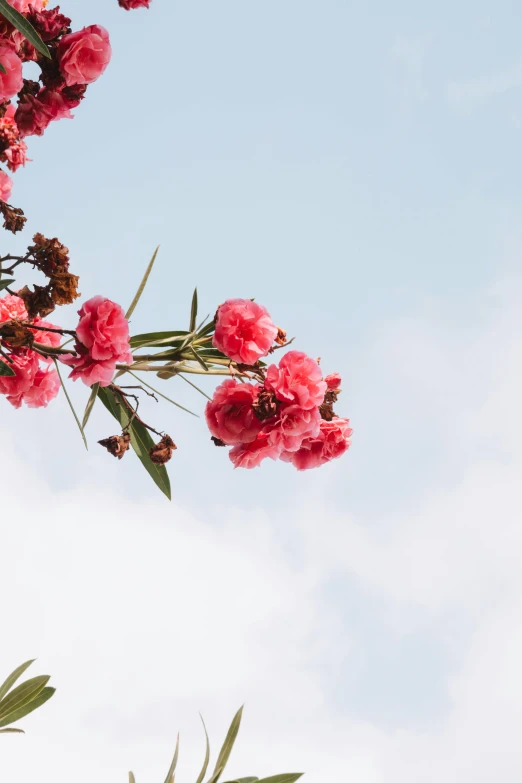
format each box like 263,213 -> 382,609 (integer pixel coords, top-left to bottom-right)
2,0 -> 522,780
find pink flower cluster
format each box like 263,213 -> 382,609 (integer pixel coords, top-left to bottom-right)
0,294 -> 61,408
206,299 -> 352,470
0,5 -> 112,199
118,0 -> 151,8
62,296 -> 132,387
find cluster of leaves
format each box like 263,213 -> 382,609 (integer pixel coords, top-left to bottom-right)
0,660 -> 54,733
129,707 -> 303,783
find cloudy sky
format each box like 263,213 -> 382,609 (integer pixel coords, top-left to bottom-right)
2,0 -> 522,780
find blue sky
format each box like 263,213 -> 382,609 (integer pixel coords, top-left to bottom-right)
3,1 -> 522,781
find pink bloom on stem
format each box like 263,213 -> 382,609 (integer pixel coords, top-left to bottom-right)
22,366 -> 61,408
9,0 -> 46,11
0,45 -> 23,103
0,294 -> 28,322
213,298 -> 278,364
229,432 -> 280,469
57,25 -> 111,87
205,379 -> 263,445
63,296 -> 132,387
0,169 -> 12,202
281,417 -> 353,471
0,350 -> 39,409
15,89 -> 77,138
265,403 -> 321,453
325,372 -> 342,390
0,104 -> 29,172
265,350 -> 327,410
118,0 -> 151,8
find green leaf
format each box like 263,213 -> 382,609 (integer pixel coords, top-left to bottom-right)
0,360 -> 15,377
0,0 -> 51,58
189,287 -> 198,332
0,676 -> 50,721
130,331 -> 189,349
187,346 -> 209,372
126,370 -> 197,417
82,382 -> 100,430
0,62 -> 6,75
256,776 -> 304,783
126,246 -> 159,320
0,728 -> 24,734
197,320 -> 216,339
53,359 -> 88,450
0,687 -> 54,728
0,661 -> 34,702
97,386 -> 171,500
129,774 -> 136,783
208,706 -> 244,783
222,778 -> 259,783
163,733 -> 179,783
194,715 -> 210,783
0,279 -> 14,291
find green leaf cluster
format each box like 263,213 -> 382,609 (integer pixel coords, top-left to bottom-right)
0,660 -> 54,734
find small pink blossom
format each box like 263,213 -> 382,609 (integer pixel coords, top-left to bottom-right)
325,372 -> 342,390
118,0 -> 151,7
281,417 -> 353,470
0,169 -> 12,201
63,296 -> 132,387
213,298 -> 278,364
265,404 -> 321,453
23,366 -> 61,408
205,379 -> 263,445
265,350 -> 326,410
0,350 -> 39,409
0,45 -> 23,103
0,294 -> 28,322
229,432 -> 280,469
16,89 -> 76,138
57,25 -> 111,87
9,0 -> 46,11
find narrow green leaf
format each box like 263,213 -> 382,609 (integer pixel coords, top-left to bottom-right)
177,372 -> 212,401
0,687 -> 55,729
97,386 -> 171,500
189,288 -> 198,332
188,346 -> 209,372
126,246 -> 159,320
129,774 -> 136,783
163,734 -> 180,783
0,279 -> 14,291
197,320 -> 216,339
130,331 -> 189,349
53,359 -> 88,450
0,728 -> 24,734
127,370 -> 198,417
0,0 -> 50,58
0,360 -> 15,377
209,707 -> 244,783
222,778 -> 259,783
0,661 -> 34,702
194,715 -> 210,783
0,62 -> 6,75
256,776 -> 304,783
0,676 -> 50,721
82,382 -> 100,430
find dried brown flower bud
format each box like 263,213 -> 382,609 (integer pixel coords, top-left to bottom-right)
0,201 -> 26,233
0,320 -> 34,349
149,434 -> 177,465
324,389 -> 340,404
17,79 -> 40,100
98,433 -> 131,460
275,327 -> 287,346
253,388 -> 279,421
319,402 -> 337,421
29,233 -> 70,275
17,284 -> 55,319
50,267 -> 80,306
211,436 -> 226,447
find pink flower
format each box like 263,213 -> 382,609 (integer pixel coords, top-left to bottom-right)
0,45 -> 23,102
57,25 -> 111,87
30,318 -> 62,363
325,372 -> 342,390
281,417 -> 353,470
0,169 -> 12,202
22,366 -> 61,408
205,379 -> 263,445
15,89 -> 76,137
63,296 -> 132,387
265,404 -> 321,453
0,294 -> 28,322
118,0 -> 151,7
0,350 -> 39,409
9,0 -> 46,11
229,432 -> 280,469
213,298 -> 278,364
265,350 -> 326,410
